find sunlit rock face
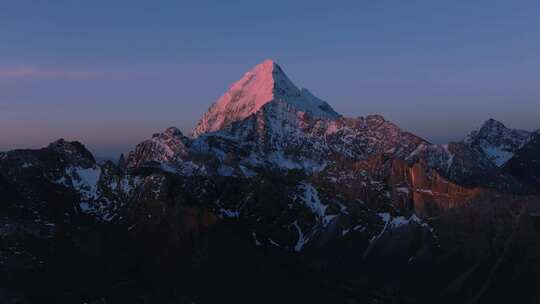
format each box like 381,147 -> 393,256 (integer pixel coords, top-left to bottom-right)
389,159 -> 484,217
126,127 -> 191,169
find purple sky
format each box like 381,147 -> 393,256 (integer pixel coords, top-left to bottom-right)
1,1 -> 539,157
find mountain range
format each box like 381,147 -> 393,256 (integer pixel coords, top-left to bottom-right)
1,60 -> 540,303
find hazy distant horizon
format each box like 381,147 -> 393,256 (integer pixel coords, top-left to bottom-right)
1,1 -> 539,157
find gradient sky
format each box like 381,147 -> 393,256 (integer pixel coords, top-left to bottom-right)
1,0 -> 539,157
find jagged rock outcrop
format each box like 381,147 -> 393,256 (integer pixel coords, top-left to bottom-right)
127,127 -> 191,168
0,139 -> 100,207
117,153 -> 127,171
465,118 -> 532,167
407,126 -> 530,193
389,159 -> 484,217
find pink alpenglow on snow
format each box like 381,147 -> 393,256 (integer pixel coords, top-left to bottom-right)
191,59 -> 339,137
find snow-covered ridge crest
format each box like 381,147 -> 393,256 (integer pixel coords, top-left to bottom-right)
192,59 -> 339,137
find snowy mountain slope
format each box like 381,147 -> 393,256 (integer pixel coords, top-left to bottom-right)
127,60 -> 537,199
122,59 -> 540,224
125,127 -> 203,175
398,119 -> 537,193
465,118 -> 532,167
129,60 -> 428,176
127,127 -> 191,168
123,60 -> 540,223
192,59 -> 339,137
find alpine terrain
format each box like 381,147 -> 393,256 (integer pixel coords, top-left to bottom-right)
1,60 -> 540,304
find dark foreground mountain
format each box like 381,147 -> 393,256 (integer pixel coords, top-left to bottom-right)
1,60 -> 540,303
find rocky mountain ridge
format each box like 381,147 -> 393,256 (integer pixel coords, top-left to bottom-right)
465,118 -> 532,167
2,60 -> 540,303
127,61 -> 536,194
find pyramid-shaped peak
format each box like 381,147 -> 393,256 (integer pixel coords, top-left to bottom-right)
227,59 -> 295,98
192,60 -> 339,137
475,118 -> 519,140
252,59 -> 283,72
465,118 -> 532,152
255,58 -> 278,70
465,118 -> 508,142
480,118 -> 506,131
250,59 -> 288,77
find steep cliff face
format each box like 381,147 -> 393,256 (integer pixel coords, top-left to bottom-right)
389,159 -> 483,217
407,139 -> 528,193
504,131 -> 540,190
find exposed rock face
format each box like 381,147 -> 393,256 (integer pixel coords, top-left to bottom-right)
465,118 -> 532,167
389,159 -> 483,217
0,139 -> 99,202
190,104 -> 428,174
117,153 -> 127,171
0,138 -> 96,175
47,139 -> 97,166
407,135 -> 529,193
126,127 -> 194,170
504,131 -> 540,190
324,115 -> 427,161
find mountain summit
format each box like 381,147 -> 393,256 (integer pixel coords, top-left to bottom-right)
192,59 -> 339,137
129,60 -> 425,174
465,118 -> 532,166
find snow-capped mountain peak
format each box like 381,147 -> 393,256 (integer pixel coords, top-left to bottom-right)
192,59 -> 339,137
465,118 -> 532,167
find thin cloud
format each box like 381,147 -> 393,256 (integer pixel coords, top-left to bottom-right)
0,66 -> 145,81
0,66 -> 38,79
